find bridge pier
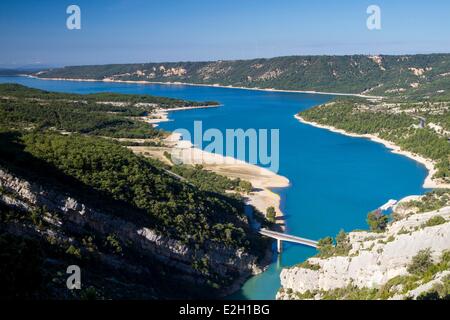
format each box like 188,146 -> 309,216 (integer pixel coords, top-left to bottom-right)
277,239 -> 282,253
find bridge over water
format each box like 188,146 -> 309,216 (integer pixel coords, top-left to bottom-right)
259,228 -> 318,253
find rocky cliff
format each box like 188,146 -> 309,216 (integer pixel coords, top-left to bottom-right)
277,198 -> 450,300
0,167 -> 267,299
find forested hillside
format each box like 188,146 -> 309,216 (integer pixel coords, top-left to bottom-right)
0,84 -> 266,299
299,99 -> 450,184
37,54 -> 450,99
0,84 -> 217,139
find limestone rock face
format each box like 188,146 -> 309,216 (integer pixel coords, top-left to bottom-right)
0,168 -> 264,296
277,206 -> 450,300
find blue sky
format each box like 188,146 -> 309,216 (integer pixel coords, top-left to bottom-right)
1,0 -> 450,67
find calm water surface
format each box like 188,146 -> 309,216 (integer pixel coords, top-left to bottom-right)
0,76 -> 428,299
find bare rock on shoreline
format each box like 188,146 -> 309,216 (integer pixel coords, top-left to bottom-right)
277,206 -> 450,300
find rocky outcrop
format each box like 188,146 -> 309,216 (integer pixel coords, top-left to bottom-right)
277,205 -> 450,300
0,167 -> 265,297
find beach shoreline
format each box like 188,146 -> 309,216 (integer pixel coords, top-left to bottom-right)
134,101 -> 290,230
129,95 -> 291,230
164,132 -> 290,230
295,114 -> 450,190
26,75 -> 383,99
50,71 -> 292,230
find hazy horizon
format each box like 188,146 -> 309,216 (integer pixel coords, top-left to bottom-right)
2,0 -> 450,67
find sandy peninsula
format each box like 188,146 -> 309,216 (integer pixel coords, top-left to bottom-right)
131,120 -> 290,230
141,106 -> 290,227
295,114 -> 450,190
143,105 -> 220,127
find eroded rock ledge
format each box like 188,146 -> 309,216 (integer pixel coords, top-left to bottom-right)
277,203 -> 450,300
0,167 -> 267,298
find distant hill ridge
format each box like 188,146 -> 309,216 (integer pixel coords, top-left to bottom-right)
37,54 -> 450,100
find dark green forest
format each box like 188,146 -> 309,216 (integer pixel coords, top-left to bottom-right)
0,84 -> 217,139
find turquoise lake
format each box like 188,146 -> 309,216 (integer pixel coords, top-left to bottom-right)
0,76 -> 429,299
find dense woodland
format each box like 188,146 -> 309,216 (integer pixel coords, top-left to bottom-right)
0,83 -> 217,107
171,164 -> 253,195
0,84 -> 217,139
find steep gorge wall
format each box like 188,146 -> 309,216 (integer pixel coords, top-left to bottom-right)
0,167 -> 265,297
277,206 -> 450,300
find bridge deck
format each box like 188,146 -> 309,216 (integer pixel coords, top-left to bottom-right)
259,228 -> 318,248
